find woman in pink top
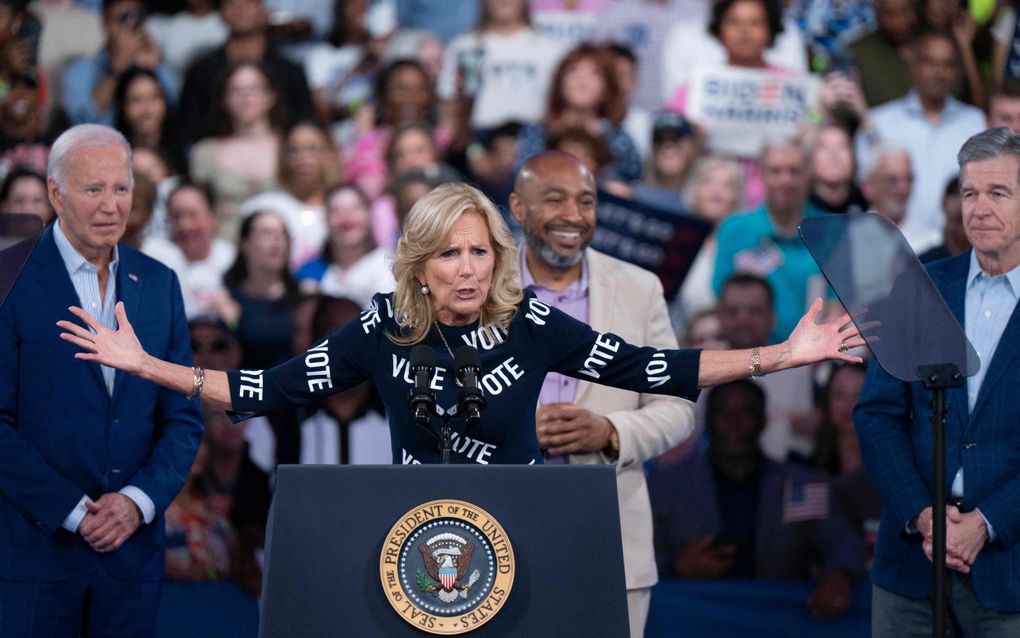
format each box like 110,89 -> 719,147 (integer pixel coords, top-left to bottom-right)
666,0 -> 792,206
343,59 -> 450,201
667,0 -> 789,113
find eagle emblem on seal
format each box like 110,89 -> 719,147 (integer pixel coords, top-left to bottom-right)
416,533 -> 481,603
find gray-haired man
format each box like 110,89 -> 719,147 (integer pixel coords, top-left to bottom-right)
0,124 -> 202,637
857,127 -> 1020,636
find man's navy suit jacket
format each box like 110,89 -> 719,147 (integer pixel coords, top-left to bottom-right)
856,251 -> 1020,611
0,227 -> 203,582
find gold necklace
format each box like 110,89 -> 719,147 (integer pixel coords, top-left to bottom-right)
434,324 -> 463,387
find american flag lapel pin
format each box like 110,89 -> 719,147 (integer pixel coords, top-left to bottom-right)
128,273 -> 139,283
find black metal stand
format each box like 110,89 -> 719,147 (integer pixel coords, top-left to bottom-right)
413,412 -> 460,465
918,363 -> 964,638
439,414 -> 452,465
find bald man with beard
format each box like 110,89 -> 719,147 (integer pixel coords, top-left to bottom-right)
510,152 -> 695,637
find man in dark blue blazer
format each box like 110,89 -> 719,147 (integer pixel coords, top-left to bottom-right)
856,127 -> 1020,636
0,125 -> 203,636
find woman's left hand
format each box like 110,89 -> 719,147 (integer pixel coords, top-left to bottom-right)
57,302 -> 149,374
786,298 -> 867,367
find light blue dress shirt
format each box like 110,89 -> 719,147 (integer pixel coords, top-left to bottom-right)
956,251 -> 1020,540
53,221 -> 156,532
53,220 -> 119,394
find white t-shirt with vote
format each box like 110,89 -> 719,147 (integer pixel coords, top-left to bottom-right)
438,28 -> 566,129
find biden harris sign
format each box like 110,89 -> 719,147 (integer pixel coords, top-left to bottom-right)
687,65 -> 820,158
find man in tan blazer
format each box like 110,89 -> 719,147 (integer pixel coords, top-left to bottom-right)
510,152 -> 695,638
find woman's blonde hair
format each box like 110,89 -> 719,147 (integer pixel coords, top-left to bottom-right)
682,155 -> 745,217
390,183 -> 522,345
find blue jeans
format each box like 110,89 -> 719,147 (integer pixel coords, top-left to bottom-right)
0,571 -> 161,638
872,573 -> 1020,638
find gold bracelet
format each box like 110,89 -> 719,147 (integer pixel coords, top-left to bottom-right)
186,366 -> 206,400
749,347 -> 764,378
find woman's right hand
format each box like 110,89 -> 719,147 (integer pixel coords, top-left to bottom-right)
57,302 -> 148,375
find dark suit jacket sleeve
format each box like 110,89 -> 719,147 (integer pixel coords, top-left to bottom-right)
979,468 -> 1020,548
0,300 -> 89,535
123,273 -> 203,517
854,361 -> 931,531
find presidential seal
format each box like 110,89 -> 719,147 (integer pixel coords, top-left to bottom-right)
380,500 -> 515,635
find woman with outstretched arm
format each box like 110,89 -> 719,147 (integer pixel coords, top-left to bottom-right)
59,183 -> 864,465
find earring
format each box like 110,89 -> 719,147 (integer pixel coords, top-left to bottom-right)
420,284 -> 430,295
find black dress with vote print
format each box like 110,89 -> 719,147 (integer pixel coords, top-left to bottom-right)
227,290 -> 700,465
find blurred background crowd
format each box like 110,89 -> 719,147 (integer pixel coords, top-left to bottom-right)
0,0 -> 1011,629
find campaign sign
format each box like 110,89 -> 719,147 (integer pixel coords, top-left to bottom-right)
687,65 -> 820,158
593,191 -> 712,302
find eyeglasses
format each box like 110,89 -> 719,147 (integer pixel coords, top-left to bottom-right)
191,339 -> 230,353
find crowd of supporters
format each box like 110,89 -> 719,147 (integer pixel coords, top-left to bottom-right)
2,0 -> 1014,623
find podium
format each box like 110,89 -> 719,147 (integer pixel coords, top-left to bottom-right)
258,465 -> 630,637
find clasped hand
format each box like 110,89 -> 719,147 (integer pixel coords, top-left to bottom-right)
536,403 -> 612,455
917,505 -> 989,573
79,493 -> 142,553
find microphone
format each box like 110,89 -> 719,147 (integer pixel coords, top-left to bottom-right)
407,345 -> 436,427
454,345 -> 486,430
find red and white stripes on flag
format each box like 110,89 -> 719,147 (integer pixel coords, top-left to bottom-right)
733,240 -> 784,279
782,478 -> 830,523
440,568 -> 456,591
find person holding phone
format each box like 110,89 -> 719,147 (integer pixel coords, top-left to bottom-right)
61,0 -> 178,126
648,380 -> 865,619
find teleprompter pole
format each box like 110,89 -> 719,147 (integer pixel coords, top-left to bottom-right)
918,363 -> 964,638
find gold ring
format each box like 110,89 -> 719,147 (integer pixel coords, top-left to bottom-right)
838,339 -> 850,352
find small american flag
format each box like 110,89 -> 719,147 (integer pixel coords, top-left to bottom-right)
733,241 -> 784,278
440,567 -> 456,591
782,479 -> 829,523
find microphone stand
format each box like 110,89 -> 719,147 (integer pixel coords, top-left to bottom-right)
440,414 -> 453,465
420,344 -> 487,465
410,413 -> 455,464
